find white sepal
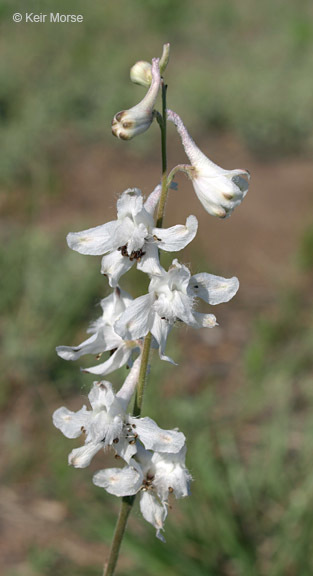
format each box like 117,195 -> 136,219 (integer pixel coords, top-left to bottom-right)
137,242 -> 163,276
139,491 -> 167,542
128,416 -> 185,454
153,215 -> 198,252
82,344 -> 133,376
56,332 -> 103,362
114,293 -> 155,341
68,443 -> 103,468
101,250 -> 134,288
53,406 -> 89,439
150,315 -> 175,364
67,221 -> 117,255
189,273 -> 239,305
152,447 -> 192,500
93,466 -> 142,496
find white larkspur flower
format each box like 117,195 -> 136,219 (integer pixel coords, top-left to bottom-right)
67,186 -> 198,287
130,43 -> 170,87
56,287 -> 138,376
53,358 -> 186,469
93,443 -> 191,541
112,58 -> 161,140
115,259 -> 239,362
167,109 -> 250,218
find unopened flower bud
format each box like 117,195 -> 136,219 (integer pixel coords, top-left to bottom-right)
167,109 -> 250,218
159,43 -> 170,75
112,59 -> 160,140
130,44 -> 170,88
130,61 -> 152,87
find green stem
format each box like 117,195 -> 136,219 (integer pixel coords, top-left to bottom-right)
156,80 -> 168,229
103,496 -> 135,576
133,332 -> 152,416
103,77 -> 169,576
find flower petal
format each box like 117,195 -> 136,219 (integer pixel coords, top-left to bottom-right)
189,311 -> 217,328
101,250 -> 134,287
89,411 -> 123,445
83,345 -> 133,376
113,218 -> 136,250
69,442 -> 103,468
116,189 -> 143,219
115,436 -> 138,463
189,273 -> 239,305
137,241 -> 162,275
139,491 -> 167,541
150,315 -> 175,364
152,447 -> 192,500
126,222 -> 148,254
93,466 -> 142,496
67,221 -> 117,255
153,215 -> 198,252
130,416 -> 185,454
56,330 -> 106,361
53,406 -> 89,439
88,380 -> 115,410
114,293 -> 155,341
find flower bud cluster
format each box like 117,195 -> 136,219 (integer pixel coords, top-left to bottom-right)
53,44 -> 250,541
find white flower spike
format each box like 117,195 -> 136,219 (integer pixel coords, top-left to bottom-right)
112,58 -> 161,140
93,443 -> 191,541
53,358 -> 186,469
115,259 -> 239,362
167,109 -> 250,218
56,287 -> 139,376
67,186 -> 198,287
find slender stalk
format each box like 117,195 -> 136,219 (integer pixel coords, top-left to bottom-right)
156,79 -> 168,229
133,332 -> 152,416
103,496 -> 135,576
167,164 -> 194,189
103,77 -> 169,576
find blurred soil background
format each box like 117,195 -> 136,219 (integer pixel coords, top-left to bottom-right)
1,0 -> 313,574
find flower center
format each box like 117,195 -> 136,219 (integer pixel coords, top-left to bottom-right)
141,473 -> 155,491
118,244 -> 146,262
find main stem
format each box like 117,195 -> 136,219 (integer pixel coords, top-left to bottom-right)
156,80 -> 168,229
103,79 -> 168,576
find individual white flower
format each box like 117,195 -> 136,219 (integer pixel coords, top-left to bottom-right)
53,358 -> 185,469
112,58 -> 161,140
67,186 -> 198,287
130,43 -> 170,87
115,259 -> 239,362
167,109 -> 250,218
56,287 -> 139,376
93,443 -> 191,541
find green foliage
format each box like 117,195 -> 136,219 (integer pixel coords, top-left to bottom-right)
0,227 -> 106,397
27,546 -> 99,576
298,223 -> 313,270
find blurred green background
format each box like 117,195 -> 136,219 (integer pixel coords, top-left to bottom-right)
1,0 -> 313,574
